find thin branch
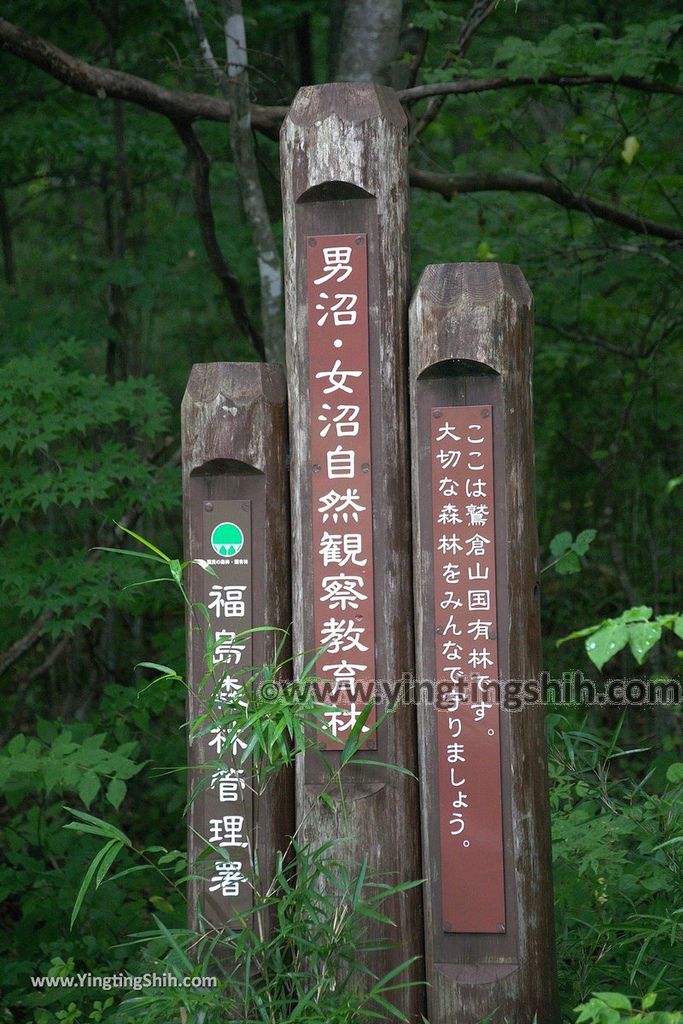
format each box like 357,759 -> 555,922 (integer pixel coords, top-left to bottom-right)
173,119 -> 266,359
409,167 -> 683,242
183,0 -> 284,362
0,17 -> 286,137
183,0 -> 225,84
3,16 -> 682,142
399,72 -> 683,104
409,0 -> 497,142
537,319 -> 639,360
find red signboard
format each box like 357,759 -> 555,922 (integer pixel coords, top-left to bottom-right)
197,499 -> 254,921
307,233 -> 376,750
431,405 -> 505,933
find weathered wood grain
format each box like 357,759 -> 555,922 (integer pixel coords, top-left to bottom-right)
182,362 -> 293,934
281,84 -> 425,1022
409,264 -> 560,1024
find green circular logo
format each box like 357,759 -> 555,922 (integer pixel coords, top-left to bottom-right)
210,522 -> 244,557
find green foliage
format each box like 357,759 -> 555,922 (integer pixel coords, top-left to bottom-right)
547,529 -> 598,575
0,341 -> 179,641
550,718 -> 683,1010
493,17 -> 683,82
574,991 -> 683,1024
0,724 -> 141,810
12,546 -> 425,1024
559,608 -> 683,670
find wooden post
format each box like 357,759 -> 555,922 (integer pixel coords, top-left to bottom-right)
409,264 -> 559,1024
281,84 -> 424,1020
182,362 -> 293,935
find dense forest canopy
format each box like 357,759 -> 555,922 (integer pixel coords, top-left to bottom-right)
0,1 -> 681,1021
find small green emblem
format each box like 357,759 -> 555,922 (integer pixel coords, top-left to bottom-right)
210,522 -> 244,557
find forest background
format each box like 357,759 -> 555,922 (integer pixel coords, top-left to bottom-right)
0,1 -> 682,1022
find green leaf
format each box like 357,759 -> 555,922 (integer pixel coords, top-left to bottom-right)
106,778 -> 126,809
341,700 -> 376,763
557,623 -> 601,645
574,529 -> 597,555
642,993 -> 658,1011
64,807 -> 130,846
621,134 -> 640,164
136,661 -> 177,675
622,606 -> 653,622
149,895 -> 175,914
594,992 -> 633,1011
627,621 -> 662,664
150,915 -> 194,972
70,841 -> 116,929
78,772 -> 100,808
666,762 -> 683,784
113,522 -> 171,563
476,240 -> 498,261
585,622 -> 629,670
556,551 -> 582,575
90,546 -> 165,564
320,792 -> 337,811
95,840 -> 123,887
550,530 -> 573,556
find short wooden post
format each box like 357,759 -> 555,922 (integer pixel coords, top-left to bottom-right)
281,84 -> 424,1020
409,264 -> 559,1024
182,362 -> 293,934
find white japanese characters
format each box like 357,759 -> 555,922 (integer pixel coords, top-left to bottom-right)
308,235 -> 376,746
200,504 -> 253,906
431,408 -> 501,853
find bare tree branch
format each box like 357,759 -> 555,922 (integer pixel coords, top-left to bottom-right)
0,15 -> 266,356
0,17 -> 286,137
537,319 -> 640,360
3,17 -> 682,252
409,167 -> 683,242
400,72 -> 683,104
173,119 -> 265,358
183,0 -> 284,362
409,0 -> 497,142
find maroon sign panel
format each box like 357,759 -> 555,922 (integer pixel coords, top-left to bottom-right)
430,405 -> 505,933
307,233 -> 376,750
197,499 -> 253,921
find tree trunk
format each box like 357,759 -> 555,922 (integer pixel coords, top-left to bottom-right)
333,0 -> 403,84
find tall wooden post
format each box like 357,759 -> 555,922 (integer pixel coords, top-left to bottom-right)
182,362 -> 293,935
281,84 -> 424,1020
409,264 -> 559,1024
